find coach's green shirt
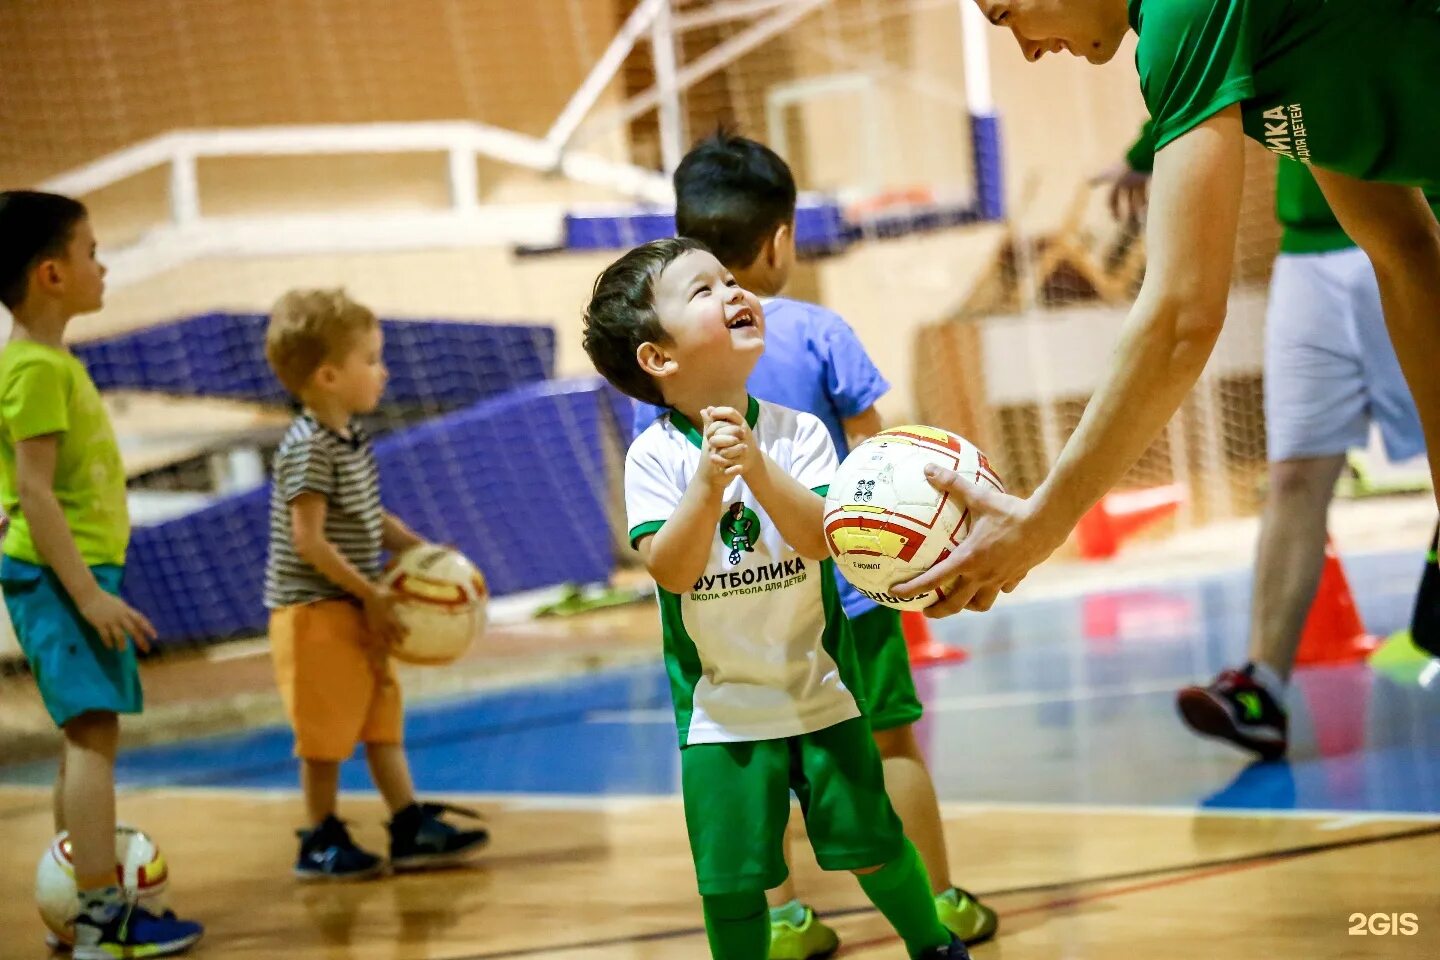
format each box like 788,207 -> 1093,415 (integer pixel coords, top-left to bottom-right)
1276,163 -> 1440,253
1131,0 -> 1440,187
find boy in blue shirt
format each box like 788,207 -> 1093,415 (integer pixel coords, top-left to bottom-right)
633,134 -> 997,957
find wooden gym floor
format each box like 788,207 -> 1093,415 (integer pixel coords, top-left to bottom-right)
2,545 -> 1438,959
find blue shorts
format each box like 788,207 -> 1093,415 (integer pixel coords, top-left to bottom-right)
1,556 -> 142,728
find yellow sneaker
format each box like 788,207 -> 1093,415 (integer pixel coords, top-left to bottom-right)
936,887 -> 999,945
769,903 -> 839,960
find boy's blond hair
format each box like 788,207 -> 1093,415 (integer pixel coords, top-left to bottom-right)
265,288 -> 377,396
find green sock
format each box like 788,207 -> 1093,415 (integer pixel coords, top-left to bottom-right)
856,841 -> 951,957
702,891 -> 770,959
769,898 -> 808,926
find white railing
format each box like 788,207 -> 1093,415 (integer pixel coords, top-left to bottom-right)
27,3 -> 893,289
28,1 -> 930,290
40,121 -> 674,289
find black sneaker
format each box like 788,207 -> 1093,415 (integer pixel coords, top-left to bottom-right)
1177,665 -> 1288,760
914,935 -> 972,959
295,814 -> 385,881
388,801 -> 489,871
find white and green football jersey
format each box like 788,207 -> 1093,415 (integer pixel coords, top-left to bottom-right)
626,397 -> 863,746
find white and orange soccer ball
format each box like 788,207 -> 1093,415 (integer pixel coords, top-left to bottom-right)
36,826 -> 169,943
824,425 -> 1004,611
385,544 -> 489,665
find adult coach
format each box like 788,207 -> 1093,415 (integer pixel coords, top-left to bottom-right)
898,0 -> 1440,616
1103,130 -> 1433,758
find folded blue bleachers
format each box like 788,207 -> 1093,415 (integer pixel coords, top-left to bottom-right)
75,312 -> 555,408
89,310 -> 629,648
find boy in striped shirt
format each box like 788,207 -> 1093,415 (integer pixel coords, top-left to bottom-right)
263,288 -> 488,880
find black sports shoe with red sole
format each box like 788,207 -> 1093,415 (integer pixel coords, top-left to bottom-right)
1177,665 -> 1288,761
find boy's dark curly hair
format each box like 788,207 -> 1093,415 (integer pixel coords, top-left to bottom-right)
582,236 -> 710,407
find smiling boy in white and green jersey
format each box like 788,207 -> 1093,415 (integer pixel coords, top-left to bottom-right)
584,237 -> 968,960
633,132 -> 996,957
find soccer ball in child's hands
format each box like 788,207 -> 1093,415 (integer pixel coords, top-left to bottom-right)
385,544 -> 489,665
824,425 -> 1003,610
36,826 -> 169,943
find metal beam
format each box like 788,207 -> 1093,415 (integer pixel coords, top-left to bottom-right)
673,0 -> 789,32
652,0 -> 685,175
544,0 -> 668,155
579,0 -> 833,147
957,0 -> 994,114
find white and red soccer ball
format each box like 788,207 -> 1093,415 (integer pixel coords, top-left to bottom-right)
824,425 -> 1004,611
384,544 -> 489,665
36,826 -> 169,943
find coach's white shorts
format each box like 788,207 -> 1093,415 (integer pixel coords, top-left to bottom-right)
1264,246 -> 1424,463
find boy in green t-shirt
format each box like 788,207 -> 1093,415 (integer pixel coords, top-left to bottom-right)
0,191 -> 203,958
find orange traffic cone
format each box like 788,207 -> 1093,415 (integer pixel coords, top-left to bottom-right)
1295,538 -> 1380,666
902,609 -> 968,667
1075,484 -> 1186,560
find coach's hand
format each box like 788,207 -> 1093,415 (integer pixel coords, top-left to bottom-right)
891,465 -> 1067,617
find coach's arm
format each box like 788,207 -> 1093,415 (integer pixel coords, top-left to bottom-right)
895,106 -> 1247,615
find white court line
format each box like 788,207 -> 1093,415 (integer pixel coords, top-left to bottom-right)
1319,814 -> 1396,831
11,784 -> 1427,824
583,678 -> 1193,725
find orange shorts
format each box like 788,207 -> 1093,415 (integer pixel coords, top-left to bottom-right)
269,598 -> 403,761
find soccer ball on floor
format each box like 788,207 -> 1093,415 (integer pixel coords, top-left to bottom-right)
824,425 -> 1004,611
385,544 -> 489,665
36,825 -> 169,943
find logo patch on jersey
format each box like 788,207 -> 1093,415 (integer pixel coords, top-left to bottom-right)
1262,103 -> 1311,164
719,502 -> 761,565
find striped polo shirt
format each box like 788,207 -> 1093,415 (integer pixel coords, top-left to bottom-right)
264,412 -> 384,609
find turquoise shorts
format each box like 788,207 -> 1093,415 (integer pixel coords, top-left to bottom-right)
1,556 -> 142,728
